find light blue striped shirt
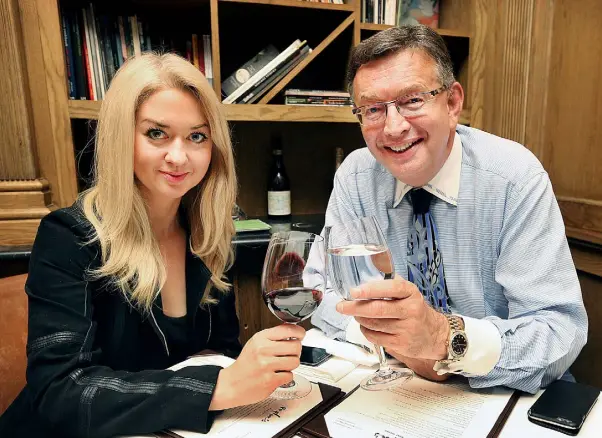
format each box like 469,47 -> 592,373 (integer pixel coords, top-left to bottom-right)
310,125 -> 588,394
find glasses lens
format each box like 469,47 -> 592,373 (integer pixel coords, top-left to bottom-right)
363,104 -> 385,125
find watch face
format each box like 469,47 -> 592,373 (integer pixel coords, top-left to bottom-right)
451,333 -> 468,356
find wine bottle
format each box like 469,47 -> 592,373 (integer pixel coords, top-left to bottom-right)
267,134 -> 291,218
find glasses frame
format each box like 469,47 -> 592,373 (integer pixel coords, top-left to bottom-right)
352,85 -> 448,126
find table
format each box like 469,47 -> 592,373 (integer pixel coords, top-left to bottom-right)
318,364 -> 602,437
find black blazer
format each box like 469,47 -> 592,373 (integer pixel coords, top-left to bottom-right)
0,204 -> 241,438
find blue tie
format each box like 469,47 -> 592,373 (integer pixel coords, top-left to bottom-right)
406,188 -> 450,313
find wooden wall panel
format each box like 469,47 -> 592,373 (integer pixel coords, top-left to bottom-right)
479,0 -> 536,143
0,0 -> 37,179
17,0 -> 78,208
543,0 -> 602,243
524,0 -> 554,161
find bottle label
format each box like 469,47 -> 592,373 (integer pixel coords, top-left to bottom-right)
268,191 -> 291,215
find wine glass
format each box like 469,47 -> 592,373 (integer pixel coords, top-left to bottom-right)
261,231 -> 325,399
325,216 -> 413,390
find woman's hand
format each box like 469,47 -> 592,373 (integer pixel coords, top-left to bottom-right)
209,324 -> 305,410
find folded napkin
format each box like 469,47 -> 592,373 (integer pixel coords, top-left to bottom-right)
302,328 -> 379,367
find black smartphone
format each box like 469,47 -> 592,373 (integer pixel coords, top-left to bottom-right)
300,345 -> 332,367
527,380 -> 599,435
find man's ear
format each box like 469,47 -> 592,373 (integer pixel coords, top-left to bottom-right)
446,82 -> 464,126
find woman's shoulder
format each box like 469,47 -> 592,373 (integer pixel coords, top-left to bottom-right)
32,201 -> 99,265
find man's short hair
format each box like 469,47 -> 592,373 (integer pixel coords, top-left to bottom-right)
346,25 -> 455,96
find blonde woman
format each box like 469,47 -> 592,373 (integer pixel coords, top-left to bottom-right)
0,54 -> 304,438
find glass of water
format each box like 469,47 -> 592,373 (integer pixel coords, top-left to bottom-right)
325,216 -> 413,390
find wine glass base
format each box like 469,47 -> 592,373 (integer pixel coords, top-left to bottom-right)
270,375 -> 313,400
360,367 -> 413,391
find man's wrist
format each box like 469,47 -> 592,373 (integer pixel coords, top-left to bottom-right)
433,311 -> 450,360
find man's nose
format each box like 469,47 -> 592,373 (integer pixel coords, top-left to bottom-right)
383,104 -> 411,137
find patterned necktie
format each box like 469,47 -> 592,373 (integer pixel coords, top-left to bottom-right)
406,188 -> 450,313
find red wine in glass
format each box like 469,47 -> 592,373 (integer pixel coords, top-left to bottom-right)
263,287 -> 323,323
261,231 -> 325,399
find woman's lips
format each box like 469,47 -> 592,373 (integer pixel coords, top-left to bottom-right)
159,171 -> 189,183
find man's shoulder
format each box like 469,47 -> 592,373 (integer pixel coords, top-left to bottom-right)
339,147 -> 378,172
457,125 -> 545,185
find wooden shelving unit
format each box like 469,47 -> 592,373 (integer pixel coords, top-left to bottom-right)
2,0 -> 483,248
220,0 -> 355,11
59,0 -> 474,124
68,100 -> 471,124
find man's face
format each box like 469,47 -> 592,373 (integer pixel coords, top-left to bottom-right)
352,49 -> 464,187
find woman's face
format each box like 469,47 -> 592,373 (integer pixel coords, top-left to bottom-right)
134,88 -> 212,203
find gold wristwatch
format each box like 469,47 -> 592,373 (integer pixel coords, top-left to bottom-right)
437,314 -> 468,365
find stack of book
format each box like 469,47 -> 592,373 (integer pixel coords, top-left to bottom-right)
361,0 -> 440,28
221,40 -> 311,104
284,89 -> 352,107
60,4 -> 213,101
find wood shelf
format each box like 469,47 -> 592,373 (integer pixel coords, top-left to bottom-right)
68,100 -> 356,122
219,0 -> 355,11
359,23 -> 470,38
68,100 -> 471,124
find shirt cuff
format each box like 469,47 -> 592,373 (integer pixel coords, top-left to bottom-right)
433,315 -> 502,376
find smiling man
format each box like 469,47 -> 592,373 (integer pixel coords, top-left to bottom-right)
310,25 -> 587,393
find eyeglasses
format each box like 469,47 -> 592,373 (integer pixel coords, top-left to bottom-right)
352,86 -> 447,126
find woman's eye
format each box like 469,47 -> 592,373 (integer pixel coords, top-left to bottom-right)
189,132 -> 208,144
146,129 -> 167,140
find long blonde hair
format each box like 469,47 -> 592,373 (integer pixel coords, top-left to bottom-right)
81,53 -> 236,312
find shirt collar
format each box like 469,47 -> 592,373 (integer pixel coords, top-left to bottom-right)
393,132 -> 462,207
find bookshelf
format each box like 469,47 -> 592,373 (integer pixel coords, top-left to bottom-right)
2,0 -> 485,246
68,100 -> 471,124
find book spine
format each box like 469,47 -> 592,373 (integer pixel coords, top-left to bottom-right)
131,16 -> 141,57
244,48 -> 310,104
99,15 -> 115,85
117,16 -> 128,61
185,40 -> 192,62
198,37 -> 205,75
137,18 -> 145,52
192,34 -> 199,68
203,35 -> 212,87
82,8 -> 97,100
112,17 -> 124,68
61,11 -> 77,99
88,4 -> 105,99
71,10 -> 89,99
237,46 -> 307,104
145,21 -> 152,52
224,40 -> 304,104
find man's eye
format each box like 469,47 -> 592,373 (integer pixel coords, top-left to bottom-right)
366,105 -> 383,115
189,132 -> 208,144
402,97 -> 425,106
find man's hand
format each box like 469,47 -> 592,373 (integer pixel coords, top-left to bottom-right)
387,351 -> 450,382
209,324 -> 305,410
336,275 -> 449,360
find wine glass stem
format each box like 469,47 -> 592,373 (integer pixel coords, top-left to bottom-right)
375,344 -> 392,374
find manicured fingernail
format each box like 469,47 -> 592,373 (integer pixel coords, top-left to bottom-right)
350,287 -> 361,299
336,302 -> 345,313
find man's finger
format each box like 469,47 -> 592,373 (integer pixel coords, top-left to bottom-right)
359,325 -> 399,349
336,297 -> 407,319
350,275 -> 416,300
355,316 -> 401,334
